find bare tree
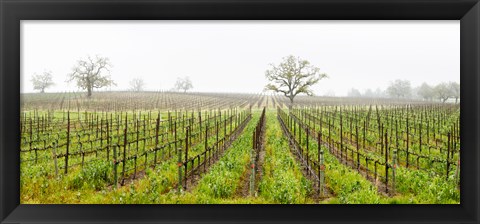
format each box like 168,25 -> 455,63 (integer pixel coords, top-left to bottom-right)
347,88 -> 362,98
174,76 -> 193,93
433,82 -> 452,103
374,88 -> 386,98
363,88 -> 374,98
129,78 -> 145,92
448,81 -> 460,104
264,55 -> 327,106
386,79 -> 412,99
67,55 -> 115,97
417,82 -> 434,101
31,71 -> 54,93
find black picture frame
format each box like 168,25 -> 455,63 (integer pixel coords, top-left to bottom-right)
1,0 -> 479,223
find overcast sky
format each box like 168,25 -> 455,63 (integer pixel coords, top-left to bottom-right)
21,21 -> 459,96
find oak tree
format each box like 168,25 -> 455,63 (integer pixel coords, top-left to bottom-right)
31,71 -> 54,93
264,55 -> 327,106
67,55 -> 115,97
129,78 -> 145,92
174,76 -> 193,93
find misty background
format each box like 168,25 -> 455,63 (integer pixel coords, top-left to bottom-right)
21,21 -> 459,96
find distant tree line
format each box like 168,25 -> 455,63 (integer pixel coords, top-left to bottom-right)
347,79 -> 460,103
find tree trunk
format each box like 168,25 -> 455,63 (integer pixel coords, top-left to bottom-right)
288,96 -> 294,109
40,88 -> 45,93
87,86 -> 92,97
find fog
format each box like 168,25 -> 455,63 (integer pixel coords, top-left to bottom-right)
21,21 -> 459,96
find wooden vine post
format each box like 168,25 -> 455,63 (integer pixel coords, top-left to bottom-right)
52,140 -> 58,178
293,115 -> 296,141
122,126 -> 127,186
306,126 -> 309,172
80,142 -> 84,169
106,121 -> 110,161
205,123 -> 208,169
356,124 -> 360,170
328,119 -> 332,153
392,149 -> 397,193
177,147 -> 183,193
319,149 -> 325,198
340,109 -> 343,161
419,122 -> 422,154
64,111 -> 71,174
216,121 -> 219,159
250,132 -> 256,197
113,145 -> 118,189
363,120 -> 366,152
455,159 -> 460,186
406,116 -> 410,168
395,120 -> 399,164
384,132 -> 389,194
446,132 -> 451,180
154,116 -> 160,166
174,121 -> 177,160
224,119 -> 227,149
184,126 -> 189,190
133,119 -> 139,179
299,118 -> 302,145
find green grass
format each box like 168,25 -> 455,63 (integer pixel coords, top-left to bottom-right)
258,111 -> 313,204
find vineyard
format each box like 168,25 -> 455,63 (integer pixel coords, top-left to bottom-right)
20,92 -> 460,204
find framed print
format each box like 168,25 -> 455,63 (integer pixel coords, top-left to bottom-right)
1,0 -> 479,223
